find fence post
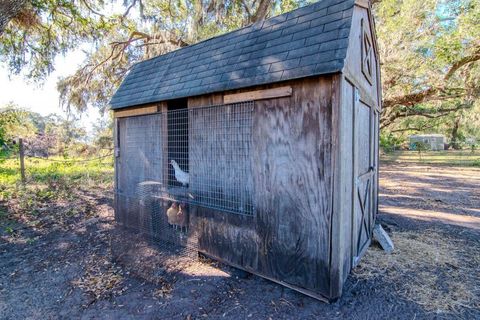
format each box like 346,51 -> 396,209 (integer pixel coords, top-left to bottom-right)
19,138 -> 26,184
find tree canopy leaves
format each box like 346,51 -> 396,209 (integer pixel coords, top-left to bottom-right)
375,0 -> 479,141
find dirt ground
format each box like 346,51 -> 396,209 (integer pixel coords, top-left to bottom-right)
1,163 -> 479,319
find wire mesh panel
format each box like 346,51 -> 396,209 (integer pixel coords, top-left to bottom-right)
167,108 -> 189,188
116,114 -> 163,232
116,112 -> 197,256
189,102 -> 254,215
115,101 -> 255,256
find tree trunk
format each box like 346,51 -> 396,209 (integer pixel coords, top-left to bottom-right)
251,0 -> 272,23
189,0 -> 204,41
450,117 -> 461,150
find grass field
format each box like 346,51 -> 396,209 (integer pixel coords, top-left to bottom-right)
381,150 -> 480,166
0,156 -> 113,187
0,156 -> 113,224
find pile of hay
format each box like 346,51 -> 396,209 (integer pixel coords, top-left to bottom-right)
354,229 -> 480,314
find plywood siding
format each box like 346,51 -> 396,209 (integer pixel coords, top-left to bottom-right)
331,3 -> 381,294
186,77 -> 336,297
347,1 -> 380,256
252,77 -> 334,295
115,77 -> 338,300
329,75 -> 354,298
195,207 -> 259,270
353,99 -> 374,259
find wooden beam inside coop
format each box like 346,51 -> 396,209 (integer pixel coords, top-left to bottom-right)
224,86 -> 293,104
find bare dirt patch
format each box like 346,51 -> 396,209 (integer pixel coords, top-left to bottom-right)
1,163 -> 479,319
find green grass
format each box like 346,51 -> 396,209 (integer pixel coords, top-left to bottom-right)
381,150 -> 480,166
0,156 -> 114,202
0,156 -> 113,185
0,155 -> 112,236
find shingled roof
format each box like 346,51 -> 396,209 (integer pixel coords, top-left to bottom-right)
110,0 -> 355,109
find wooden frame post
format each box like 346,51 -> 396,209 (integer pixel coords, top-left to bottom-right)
18,138 -> 26,184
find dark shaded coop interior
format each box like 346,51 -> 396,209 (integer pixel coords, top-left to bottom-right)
167,98 -> 189,188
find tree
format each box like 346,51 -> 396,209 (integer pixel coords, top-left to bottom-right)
0,1 -> 120,80
56,0 -> 314,112
0,103 -> 89,157
0,0 -> 28,35
0,103 -> 36,146
374,0 -> 479,132
91,116 -> 114,151
1,0 -> 311,112
2,0 -> 478,140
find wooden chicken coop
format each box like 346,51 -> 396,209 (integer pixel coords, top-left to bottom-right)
110,0 -> 381,301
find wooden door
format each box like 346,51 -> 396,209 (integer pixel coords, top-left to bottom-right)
352,89 -> 376,266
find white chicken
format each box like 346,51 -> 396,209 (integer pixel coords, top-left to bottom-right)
170,159 -> 189,186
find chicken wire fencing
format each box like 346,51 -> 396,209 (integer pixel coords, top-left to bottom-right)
114,101 -> 255,254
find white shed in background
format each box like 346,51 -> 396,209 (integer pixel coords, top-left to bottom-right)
409,134 -> 446,151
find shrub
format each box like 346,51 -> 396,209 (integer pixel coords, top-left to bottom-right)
380,133 -> 404,153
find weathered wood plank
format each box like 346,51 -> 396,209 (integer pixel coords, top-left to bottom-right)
199,250 -> 330,303
329,77 -> 355,298
352,98 -> 375,267
188,93 -> 223,108
339,79 -> 355,282
355,0 -> 370,9
196,207 -> 258,270
114,105 -> 158,118
224,86 -> 293,104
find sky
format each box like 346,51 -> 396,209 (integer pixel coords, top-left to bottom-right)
0,49 -> 107,136
0,1 -> 140,137
0,0 -> 134,137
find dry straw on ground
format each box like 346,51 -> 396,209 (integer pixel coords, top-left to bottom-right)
71,255 -> 126,304
353,229 -> 480,314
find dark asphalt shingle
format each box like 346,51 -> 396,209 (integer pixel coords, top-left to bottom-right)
110,0 -> 354,109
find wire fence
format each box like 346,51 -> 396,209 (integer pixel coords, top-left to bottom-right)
116,101 -> 255,217
1,145 -> 113,163
0,138 -> 113,185
114,101 -> 256,258
24,153 -> 113,163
